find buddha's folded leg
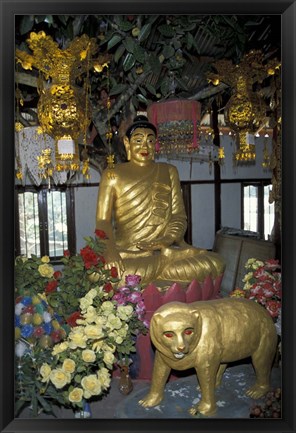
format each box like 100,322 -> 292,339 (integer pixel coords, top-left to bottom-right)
118,254 -> 166,286
158,249 -> 225,284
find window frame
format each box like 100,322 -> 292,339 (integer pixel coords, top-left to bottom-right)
15,185 -> 76,262
241,180 -> 275,240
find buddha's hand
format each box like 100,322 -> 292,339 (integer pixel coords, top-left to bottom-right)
136,236 -> 174,251
104,250 -> 125,276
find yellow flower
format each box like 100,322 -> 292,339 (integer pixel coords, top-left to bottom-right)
114,335 -> 123,344
82,349 -> 96,363
41,255 -> 50,263
68,327 -> 87,349
38,263 -> 54,278
84,324 -> 104,340
69,387 -> 84,403
117,305 -> 133,320
242,272 -> 254,282
50,368 -> 71,389
102,342 -> 116,353
84,306 -> 97,323
52,341 -> 69,355
40,363 -> 52,382
85,289 -> 98,300
80,297 -> 93,312
103,351 -> 115,367
117,324 -> 128,337
62,358 -> 76,374
32,313 -> 43,325
101,301 -> 114,315
132,27 -> 140,37
243,282 -> 252,291
97,367 -> 111,389
106,314 -> 122,330
92,340 -> 104,352
229,289 -> 245,298
81,374 -> 102,397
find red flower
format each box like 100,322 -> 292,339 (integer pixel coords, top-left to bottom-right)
265,300 -> 281,318
23,305 -> 35,314
66,311 -> 82,327
63,250 -> 70,257
51,330 -> 62,343
95,229 -> 108,239
265,259 -> 281,271
98,255 -> 106,265
45,280 -> 58,293
53,270 -> 62,279
110,266 -> 118,278
33,326 -> 45,338
104,282 -> 113,293
80,245 -> 98,269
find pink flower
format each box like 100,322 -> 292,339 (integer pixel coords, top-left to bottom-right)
127,292 -> 142,303
125,274 -> 141,288
112,293 -> 126,305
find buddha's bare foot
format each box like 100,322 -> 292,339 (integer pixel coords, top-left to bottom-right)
246,384 -> 270,399
138,392 -> 163,407
189,401 -> 216,416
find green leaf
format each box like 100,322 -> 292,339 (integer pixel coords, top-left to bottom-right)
118,20 -> 134,32
109,83 -> 128,96
107,34 -> 122,51
162,45 -> 175,59
175,77 -> 189,91
36,394 -> 52,413
145,83 -> 157,96
147,53 -> 161,75
19,16 -> 35,35
136,93 -> 148,105
114,44 -> 126,63
160,78 -> 170,96
123,36 -> 136,53
158,24 -> 175,37
138,86 -> 147,96
14,398 -> 27,417
133,44 -> 146,63
138,23 -> 152,42
123,53 -> 136,72
186,33 -> 194,51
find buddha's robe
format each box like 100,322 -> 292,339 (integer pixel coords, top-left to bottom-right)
96,161 -> 225,286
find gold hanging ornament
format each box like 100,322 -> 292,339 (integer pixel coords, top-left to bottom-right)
209,50 -> 281,165
16,31 -> 110,181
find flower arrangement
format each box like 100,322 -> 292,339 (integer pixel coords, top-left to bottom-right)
230,258 -> 282,321
14,230 -> 148,416
39,273 -> 148,410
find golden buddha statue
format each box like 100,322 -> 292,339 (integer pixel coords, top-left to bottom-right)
95,116 -> 225,287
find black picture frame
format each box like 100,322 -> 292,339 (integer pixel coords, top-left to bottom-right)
1,1 -> 295,432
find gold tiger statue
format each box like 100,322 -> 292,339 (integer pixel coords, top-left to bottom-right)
139,298 -> 278,416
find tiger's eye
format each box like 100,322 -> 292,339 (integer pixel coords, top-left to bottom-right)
164,332 -> 174,338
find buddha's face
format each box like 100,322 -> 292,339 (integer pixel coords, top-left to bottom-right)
124,127 -> 156,165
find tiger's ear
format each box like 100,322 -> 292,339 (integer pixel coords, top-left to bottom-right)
151,313 -> 162,328
191,310 -> 199,320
